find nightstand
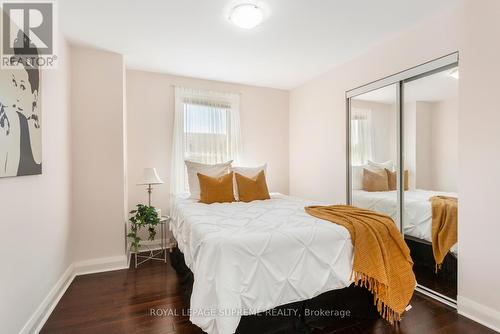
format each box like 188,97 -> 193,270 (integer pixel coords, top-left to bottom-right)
134,216 -> 176,268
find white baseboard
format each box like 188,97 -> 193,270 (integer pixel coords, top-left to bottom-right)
21,255 -> 128,334
19,264 -> 75,334
73,255 -> 128,276
458,295 -> 500,332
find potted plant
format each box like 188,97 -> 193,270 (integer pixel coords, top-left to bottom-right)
127,204 -> 160,253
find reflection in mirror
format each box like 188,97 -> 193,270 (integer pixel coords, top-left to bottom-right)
350,84 -> 399,228
403,66 -> 458,300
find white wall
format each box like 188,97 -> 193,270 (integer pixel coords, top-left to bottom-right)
70,46 -> 127,262
290,0 -> 500,330
126,70 -> 289,214
0,34 -> 72,334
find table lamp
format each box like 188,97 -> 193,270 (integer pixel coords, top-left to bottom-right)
138,168 -> 164,206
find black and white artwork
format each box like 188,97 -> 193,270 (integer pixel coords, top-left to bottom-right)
0,32 -> 42,177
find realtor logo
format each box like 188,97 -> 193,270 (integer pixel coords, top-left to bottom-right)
1,1 -> 57,69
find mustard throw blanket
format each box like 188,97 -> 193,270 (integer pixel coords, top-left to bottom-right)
305,205 -> 416,323
429,196 -> 458,270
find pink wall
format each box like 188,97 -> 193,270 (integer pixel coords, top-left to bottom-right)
70,46 -> 127,262
4,42 -> 129,333
290,1 -> 500,330
126,70 -> 289,213
0,34 -> 72,334
457,0 -> 500,328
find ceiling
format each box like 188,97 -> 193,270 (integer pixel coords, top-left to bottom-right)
353,67 -> 459,104
59,0 -> 460,90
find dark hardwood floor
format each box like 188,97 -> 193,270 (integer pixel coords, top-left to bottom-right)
42,256 -> 496,334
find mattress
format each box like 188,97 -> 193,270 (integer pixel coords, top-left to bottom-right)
170,193 -> 353,334
352,189 -> 457,254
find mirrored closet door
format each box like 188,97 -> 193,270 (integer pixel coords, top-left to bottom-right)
346,53 -> 459,306
402,67 -> 458,302
349,84 -> 400,228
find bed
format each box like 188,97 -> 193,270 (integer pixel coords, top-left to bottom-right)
170,193 -> 367,334
352,189 -> 458,255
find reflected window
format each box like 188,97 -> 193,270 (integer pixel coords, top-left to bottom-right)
350,108 -> 373,165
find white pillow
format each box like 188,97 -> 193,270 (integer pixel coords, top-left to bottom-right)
368,160 -> 393,172
231,164 -> 267,200
351,165 -> 366,190
185,160 -> 233,200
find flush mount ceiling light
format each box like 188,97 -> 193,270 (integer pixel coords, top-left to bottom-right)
229,3 -> 264,29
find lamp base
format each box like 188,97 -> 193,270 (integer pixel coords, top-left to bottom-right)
147,184 -> 153,206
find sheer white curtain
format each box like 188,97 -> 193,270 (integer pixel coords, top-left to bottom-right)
170,87 -> 242,194
351,108 -> 373,165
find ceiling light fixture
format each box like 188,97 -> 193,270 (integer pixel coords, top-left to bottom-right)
229,3 -> 264,29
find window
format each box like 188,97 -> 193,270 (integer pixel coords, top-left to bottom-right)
350,108 -> 373,165
170,87 -> 242,194
183,102 -> 230,163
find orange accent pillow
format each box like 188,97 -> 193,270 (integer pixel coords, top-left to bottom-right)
385,169 -> 409,191
197,172 -> 235,204
362,168 -> 389,192
235,170 -> 271,202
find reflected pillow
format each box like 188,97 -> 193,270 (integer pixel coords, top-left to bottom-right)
385,169 -> 409,191
185,160 -> 232,200
368,160 -> 394,172
235,170 -> 271,202
197,172 -> 235,204
352,165 -> 367,190
368,160 -> 394,171
362,168 -> 389,192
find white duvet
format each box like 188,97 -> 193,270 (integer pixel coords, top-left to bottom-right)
170,194 -> 353,334
352,189 -> 457,254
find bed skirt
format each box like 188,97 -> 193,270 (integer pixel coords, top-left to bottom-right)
169,247 -> 379,333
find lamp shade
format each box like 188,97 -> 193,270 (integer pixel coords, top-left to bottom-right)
138,168 -> 164,185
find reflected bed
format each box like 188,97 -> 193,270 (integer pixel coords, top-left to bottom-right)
352,189 -> 458,256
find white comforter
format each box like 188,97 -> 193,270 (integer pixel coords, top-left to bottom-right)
352,189 -> 457,254
170,194 -> 353,334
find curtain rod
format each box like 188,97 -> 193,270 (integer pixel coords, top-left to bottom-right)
170,84 -> 243,95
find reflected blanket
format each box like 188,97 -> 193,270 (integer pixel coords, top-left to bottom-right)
430,196 -> 458,270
